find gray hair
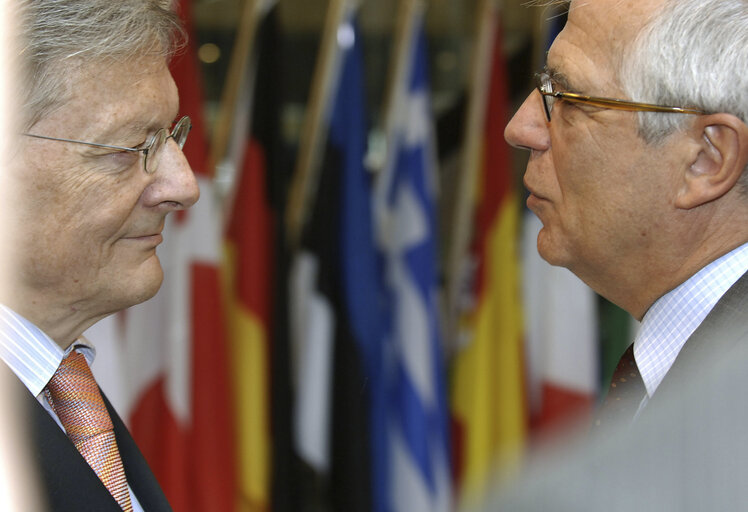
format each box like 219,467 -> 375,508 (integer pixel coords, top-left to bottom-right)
18,0 -> 185,129
619,0 -> 748,193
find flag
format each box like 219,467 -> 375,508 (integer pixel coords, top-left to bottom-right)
327,17 -> 376,512
224,138 -> 273,512
245,7 -> 299,512
449,20 -> 527,509
289,13 -> 372,512
220,3 -> 281,511
373,13 -> 451,512
521,213 -> 598,433
121,0 -> 238,509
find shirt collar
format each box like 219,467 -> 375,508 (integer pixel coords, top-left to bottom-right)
0,305 -> 95,397
634,242 -> 748,397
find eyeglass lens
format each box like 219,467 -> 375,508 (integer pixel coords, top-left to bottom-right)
538,74 -> 554,121
143,116 -> 192,174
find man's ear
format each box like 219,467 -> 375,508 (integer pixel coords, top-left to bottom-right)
675,113 -> 748,210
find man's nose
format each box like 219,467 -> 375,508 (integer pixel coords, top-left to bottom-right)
143,138 -> 200,210
504,89 -> 551,152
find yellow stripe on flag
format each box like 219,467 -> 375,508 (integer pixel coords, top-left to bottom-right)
452,193 -> 526,507
223,243 -> 270,512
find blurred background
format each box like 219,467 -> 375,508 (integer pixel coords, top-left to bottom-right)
87,0 -> 637,510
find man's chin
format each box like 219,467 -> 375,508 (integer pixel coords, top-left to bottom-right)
123,261 -> 164,307
138,276 -> 163,304
536,229 -> 571,268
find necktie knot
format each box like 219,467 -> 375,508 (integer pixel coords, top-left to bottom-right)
45,350 -> 132,511
46,351 -> 113,446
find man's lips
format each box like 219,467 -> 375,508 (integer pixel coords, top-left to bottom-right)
524,180 -> 548,202
122,233 -> 163,244
526,193 -> 545,212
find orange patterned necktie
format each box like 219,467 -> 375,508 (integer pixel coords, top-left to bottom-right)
45,351 -> 133,511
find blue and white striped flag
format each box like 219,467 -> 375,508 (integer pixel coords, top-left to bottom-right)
374,12 -> 452,512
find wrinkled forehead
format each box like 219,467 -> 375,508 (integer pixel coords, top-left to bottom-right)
30,56 -> 178,139
548,0 -> 666,91
25,54 -> 175,132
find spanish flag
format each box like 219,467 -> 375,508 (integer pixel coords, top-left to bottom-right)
450,18 -> 527,510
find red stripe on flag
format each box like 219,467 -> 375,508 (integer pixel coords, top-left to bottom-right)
450,414 -> 466,491
129,379 -> 190,509
191,263 -> 237,512
531,383 -> 594,437
472,26 -> 513,300
227,140 -> 274,321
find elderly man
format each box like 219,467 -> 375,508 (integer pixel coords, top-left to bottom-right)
506,0 -> 748,423
0,0 -> 198,510
489,0 -> 748,507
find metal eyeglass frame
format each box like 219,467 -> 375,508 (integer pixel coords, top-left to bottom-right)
22,115 -> 192,174
535,72 -> 706,122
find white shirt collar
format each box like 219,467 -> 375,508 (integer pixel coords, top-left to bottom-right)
0,305 -> 95,397
634,242 -> 748,397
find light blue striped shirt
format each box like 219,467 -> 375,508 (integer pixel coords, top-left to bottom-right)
0,304 -> 95,396
0,305 -> 143,511
635,242 -> 748,397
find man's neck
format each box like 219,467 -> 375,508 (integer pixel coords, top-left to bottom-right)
584,233 -> 748,321
0,294 -> 105,350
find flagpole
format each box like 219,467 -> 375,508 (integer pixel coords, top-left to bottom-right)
286,0 -> 359,249
445,0 -> 499,343
378,0 -> 422,168
371,0 -> 423,239
209,0 -> 259,178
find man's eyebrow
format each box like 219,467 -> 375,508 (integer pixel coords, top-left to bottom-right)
93,122 -> 148,146
543,65 -> 579,93
96,114 -> 177,146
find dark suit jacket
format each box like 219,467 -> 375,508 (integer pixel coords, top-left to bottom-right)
18,375 -> 173,512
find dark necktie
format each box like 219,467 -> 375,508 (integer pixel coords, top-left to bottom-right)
594,343 -> 647,429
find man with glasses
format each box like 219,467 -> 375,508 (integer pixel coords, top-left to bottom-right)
493,0 -> 748,507
0,0 -> 198,510
506,0 -> 748,423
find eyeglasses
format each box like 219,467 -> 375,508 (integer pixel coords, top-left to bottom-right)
535,73 -> 706,122
23,115 -> 192,174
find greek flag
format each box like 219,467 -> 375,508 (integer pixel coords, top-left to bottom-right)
374,14 -> 451,512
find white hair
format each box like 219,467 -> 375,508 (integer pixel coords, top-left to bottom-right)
619,0 -> 748,192
17,0 -> 185,129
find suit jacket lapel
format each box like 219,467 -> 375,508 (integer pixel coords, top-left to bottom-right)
102,393 -> 173,511
25,376 -> 122,511
649,270 -> 748,408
